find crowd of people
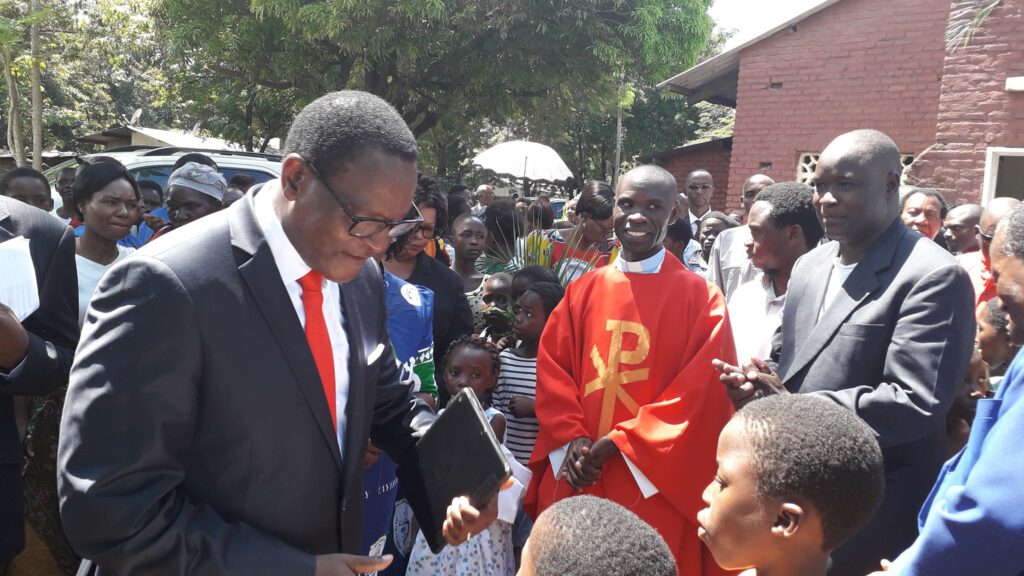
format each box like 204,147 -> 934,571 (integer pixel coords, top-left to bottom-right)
0,90 -> 1021,576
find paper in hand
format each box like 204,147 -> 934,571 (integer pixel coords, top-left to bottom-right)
0,236 -> 39,321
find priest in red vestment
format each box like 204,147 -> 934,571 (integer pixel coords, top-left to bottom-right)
525,165 -> 737,576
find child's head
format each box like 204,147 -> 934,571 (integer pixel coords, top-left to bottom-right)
512,266 -> 560,301
518,495 -> 677,576
698,395 -> 883,573
514,282 -> 564,343
444,335 -> 501,401
481,272 -> 514,312
977,297 -> 1018,368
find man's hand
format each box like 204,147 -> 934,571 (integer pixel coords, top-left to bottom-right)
509,396 -> 535,418
581,435 -> 619,472
0,303 -> 29,369
712,357 -> 785,409
560,437 -> 600,491
142,213 -> 168,231
313,553 -> 392,576
442,495 -> 499,546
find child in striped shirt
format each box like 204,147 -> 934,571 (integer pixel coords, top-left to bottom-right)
492,281 -> 565,557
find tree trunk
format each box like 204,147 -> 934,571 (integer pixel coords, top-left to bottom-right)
435,139 -> 448,178
243,88 -> 256,152
29,0 -> 42,169
4,50 -> 25,167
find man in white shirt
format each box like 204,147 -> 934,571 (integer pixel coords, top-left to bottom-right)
707,174 -> 774,301
727,182 -> 822,364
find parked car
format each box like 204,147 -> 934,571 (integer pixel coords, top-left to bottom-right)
43,146 -> 282,211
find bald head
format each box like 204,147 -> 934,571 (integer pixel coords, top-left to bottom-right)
813,130 -> 903,261
943,203 -> 983,253
823,129 -> 903,175
620,165 -> 679,199
980,197 -> 1021,259
741,174 -> 776,213
981,197 -> 1020,233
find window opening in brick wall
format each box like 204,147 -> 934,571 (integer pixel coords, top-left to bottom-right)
900,154 -> 915,185
796,153 -> 819,185
797,152 -> 916,185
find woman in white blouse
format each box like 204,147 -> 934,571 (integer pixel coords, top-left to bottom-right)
73,161 -> 140,325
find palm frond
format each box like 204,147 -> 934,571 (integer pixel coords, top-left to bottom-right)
476,208 -> 603,288
945,0 -> 1001,52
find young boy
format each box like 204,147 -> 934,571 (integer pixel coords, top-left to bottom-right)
697,394 -> 884,576
479,272 -> 514,341
517,495 -> 677,576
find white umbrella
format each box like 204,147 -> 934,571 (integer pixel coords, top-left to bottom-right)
472,140 -> 573,183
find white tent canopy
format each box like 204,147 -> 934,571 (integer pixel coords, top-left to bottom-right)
472,140 -> 573,183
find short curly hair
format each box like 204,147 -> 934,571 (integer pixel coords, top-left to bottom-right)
284,90 -> 417,180
529,495 -> 677,576
445,334 -> 501,375
754,182 -> 824,248
738,395 -> 884,551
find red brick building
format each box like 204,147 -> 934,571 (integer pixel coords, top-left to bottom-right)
638,137 -> 733,211
654,0 -> 1024,212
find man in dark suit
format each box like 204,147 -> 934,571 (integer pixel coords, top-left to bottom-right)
58,92 -> 486,576
715,130 -> 975,576
0,196 -> 79,571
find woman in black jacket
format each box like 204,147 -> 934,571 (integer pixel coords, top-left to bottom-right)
383,173 -> 474,406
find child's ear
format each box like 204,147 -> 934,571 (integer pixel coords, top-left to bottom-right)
771,502 -> 804,538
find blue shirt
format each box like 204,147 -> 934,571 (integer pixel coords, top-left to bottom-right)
888,348 -> 1024,575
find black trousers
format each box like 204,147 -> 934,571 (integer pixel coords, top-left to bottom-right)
0,463 -> 25,567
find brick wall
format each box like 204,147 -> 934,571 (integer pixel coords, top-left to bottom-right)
653,140 -> 733,212
727,0 -> 950,206
904,0 -> 1024,203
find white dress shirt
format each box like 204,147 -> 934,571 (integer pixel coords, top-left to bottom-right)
689,207 -> 711,236
254,187 -> 351,453
548,248 -> 667,499
728,275 -> 786,363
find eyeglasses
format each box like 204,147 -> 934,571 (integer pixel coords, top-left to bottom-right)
688,184 -> 713,191
302,158 -> 423,238
976,225 -> 995,243
412,224 -> 438,239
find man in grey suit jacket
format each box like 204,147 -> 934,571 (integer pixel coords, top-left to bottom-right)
715,130 -> 975,576
58,92 -> 489,576
0,197 -> 78,570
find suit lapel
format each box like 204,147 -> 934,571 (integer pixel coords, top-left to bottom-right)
338,278 -> 366,477
230,194 -> 344,473
783,220 -> 905,385
0,202 -> 15,242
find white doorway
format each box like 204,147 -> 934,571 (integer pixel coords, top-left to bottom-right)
982,147 -> 1024,203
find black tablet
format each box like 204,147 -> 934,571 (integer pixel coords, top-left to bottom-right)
395,388 -> 512,553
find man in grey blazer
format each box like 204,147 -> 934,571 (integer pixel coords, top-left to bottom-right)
58,92 -> 487,576
715,130 -> 975,576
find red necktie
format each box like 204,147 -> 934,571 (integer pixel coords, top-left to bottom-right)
299,271 -> 336,430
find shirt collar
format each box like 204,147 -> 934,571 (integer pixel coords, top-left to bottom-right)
614,248 -> 666,274
254,184 -> 312,285
689,208 -> 710,223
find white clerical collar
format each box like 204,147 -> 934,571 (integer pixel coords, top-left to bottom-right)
253,183 -> 312,285
614,248 -> 666,274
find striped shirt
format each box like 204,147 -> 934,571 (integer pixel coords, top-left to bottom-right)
493,349 -> 539,463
